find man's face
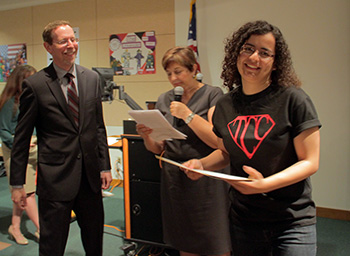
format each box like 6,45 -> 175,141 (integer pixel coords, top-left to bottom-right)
44,25 -> 78,71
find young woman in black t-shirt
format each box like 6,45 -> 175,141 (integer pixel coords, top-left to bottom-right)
183,20 -> 321,256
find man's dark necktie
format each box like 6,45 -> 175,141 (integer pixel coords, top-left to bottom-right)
65,73 -> 79,127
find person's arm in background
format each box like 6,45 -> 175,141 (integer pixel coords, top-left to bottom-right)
171,102 -> 218,149
136,105 -> 217,154
0,99 -> 16,149
136,123 -> 165,154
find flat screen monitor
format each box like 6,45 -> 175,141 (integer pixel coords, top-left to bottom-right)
92,67 -> 114,81
92,67 -> 115,101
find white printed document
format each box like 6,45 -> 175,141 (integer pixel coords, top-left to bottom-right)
128,109 -> 187,141
155,155 -> 251,182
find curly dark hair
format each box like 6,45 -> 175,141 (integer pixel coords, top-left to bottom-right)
221,20 -> 301,90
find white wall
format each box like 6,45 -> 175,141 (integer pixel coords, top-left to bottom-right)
175,0 -> 350,211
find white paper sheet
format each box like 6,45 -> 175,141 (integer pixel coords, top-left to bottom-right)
155,155 -> 251,181
107,137 -> 120,146
128,109 -> 187,141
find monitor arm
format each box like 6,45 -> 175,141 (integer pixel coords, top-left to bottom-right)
106,81 -> 143,110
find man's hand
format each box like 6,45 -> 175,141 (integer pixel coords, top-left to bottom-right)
11,188 -> 27,210
101,171 -> 112,190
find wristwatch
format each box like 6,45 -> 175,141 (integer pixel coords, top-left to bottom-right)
185,112 -> 195,124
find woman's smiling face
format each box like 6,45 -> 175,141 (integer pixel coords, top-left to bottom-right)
237,32 -> 276,87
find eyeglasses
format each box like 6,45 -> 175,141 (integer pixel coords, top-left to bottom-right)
54,38 -> 79,46
240,45 -> 274,59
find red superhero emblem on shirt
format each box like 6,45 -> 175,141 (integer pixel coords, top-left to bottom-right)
227,114 -> 275,159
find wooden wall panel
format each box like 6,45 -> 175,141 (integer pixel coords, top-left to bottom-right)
32,0 -> 97,44
96,0 -> 175,38
31,44 -> 47,71
79,40 -> 98,69
0,8 -> 33,44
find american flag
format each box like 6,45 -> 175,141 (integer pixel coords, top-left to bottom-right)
0,43 -> 27,82
8,43 -> 26,59
0,43 -> 26,60
187,0 -> 201,72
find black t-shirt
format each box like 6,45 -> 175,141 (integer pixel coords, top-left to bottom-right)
213,84 -> 321,227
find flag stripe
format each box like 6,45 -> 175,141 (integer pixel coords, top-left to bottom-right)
7,44 -> 25,58
187,0 -> 200,71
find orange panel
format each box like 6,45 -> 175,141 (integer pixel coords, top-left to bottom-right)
122,137 -> 131,239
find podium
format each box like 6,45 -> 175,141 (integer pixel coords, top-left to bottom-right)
121,135 -> 169,246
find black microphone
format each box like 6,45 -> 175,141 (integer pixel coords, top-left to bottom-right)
173,86 -> 184,127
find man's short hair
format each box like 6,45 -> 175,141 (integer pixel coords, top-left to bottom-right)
42,20 -> 72,45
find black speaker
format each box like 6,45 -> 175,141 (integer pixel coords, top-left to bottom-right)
128,138 -> 161,182
122,136 -> 167,246
129,180 -> 163,243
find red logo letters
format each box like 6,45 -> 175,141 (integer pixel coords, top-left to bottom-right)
227,115 -> 275,159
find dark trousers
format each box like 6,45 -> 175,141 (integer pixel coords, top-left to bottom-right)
230,221 -> 316,256
38,172 -> 104,256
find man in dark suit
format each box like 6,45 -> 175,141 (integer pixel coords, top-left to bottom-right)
10,20 -> 112,256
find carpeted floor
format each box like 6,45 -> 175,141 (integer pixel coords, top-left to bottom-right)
0,175 -> 126,256
0,175 -> 349,255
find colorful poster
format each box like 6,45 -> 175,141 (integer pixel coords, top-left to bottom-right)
0,43 -> 27,82
109,31 -> 156,76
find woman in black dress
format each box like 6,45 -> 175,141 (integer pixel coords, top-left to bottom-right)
136,46 -> 231,256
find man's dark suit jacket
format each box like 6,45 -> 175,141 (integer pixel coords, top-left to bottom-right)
10,63 -> 111,201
